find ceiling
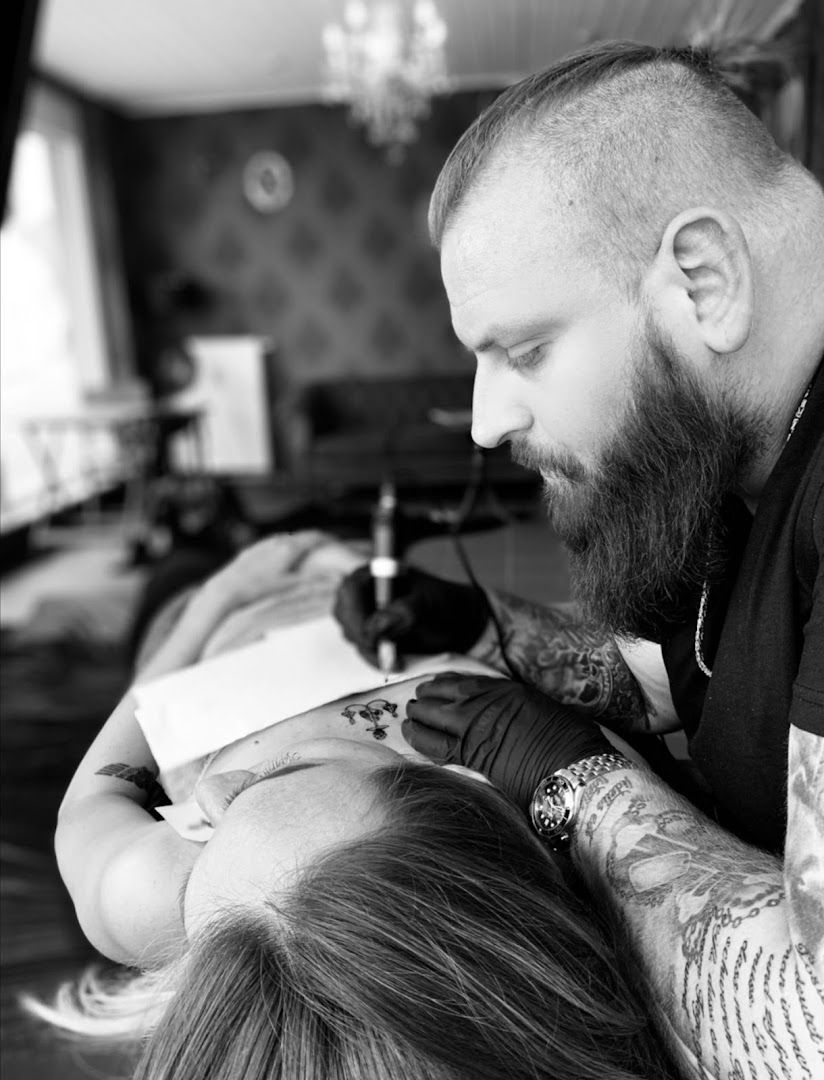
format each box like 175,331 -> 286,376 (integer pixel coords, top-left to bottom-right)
34,0 -> 803,117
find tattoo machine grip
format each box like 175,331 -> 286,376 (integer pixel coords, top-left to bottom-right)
372,481 -> 401,673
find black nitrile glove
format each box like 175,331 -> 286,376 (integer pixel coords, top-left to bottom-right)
332,565 -> 490,665
403,672 -> 612,812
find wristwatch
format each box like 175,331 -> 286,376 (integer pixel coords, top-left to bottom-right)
530,752 -> 632,850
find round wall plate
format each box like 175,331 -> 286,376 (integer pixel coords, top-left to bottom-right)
242,151 -> 294,213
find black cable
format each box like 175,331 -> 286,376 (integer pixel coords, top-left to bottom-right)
447,521 -> 523,682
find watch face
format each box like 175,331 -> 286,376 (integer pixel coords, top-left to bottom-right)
531,775 -> 575,837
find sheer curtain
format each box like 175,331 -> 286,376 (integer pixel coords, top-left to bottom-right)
0,82 -> 132,531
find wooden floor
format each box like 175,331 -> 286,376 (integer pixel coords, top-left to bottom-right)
1,627 -> 138,1078
1,520 -> 146,1077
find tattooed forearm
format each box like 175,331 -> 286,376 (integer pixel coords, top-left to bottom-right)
785,726 -> 824,974
474,590 -> 651,732
597,639 -> 658,733
573,759 -> 824,1079
95,763 -> 168,805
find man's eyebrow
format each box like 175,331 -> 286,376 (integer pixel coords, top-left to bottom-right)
464,319 -> 560,355
177,762 -> 324,921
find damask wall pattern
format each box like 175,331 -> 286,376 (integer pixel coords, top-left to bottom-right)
108,95 -> 485,386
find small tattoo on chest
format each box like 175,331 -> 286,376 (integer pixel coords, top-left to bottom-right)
341,698 -> 397,740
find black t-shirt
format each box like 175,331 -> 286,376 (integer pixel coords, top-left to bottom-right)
660,361 -> 824,853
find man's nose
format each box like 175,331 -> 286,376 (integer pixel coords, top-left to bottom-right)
471,357 -> 532,449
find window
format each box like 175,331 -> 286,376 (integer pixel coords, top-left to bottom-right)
1,83 -> 123,532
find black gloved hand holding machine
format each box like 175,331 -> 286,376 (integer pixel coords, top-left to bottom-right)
334,553 -> 490,669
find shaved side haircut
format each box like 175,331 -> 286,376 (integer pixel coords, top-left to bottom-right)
430,40 -> 802,288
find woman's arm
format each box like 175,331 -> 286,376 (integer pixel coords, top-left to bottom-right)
55,578 -> 243,966
56,531 -> 339,967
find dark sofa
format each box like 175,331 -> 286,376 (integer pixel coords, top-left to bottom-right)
271,373 -> 536,497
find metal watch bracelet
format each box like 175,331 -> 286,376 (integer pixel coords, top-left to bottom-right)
530,751 -> 633,850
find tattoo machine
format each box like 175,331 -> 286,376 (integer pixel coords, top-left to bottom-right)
371,479 -> 402,674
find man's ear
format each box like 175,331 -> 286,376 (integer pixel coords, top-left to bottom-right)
645,207 -> 754,355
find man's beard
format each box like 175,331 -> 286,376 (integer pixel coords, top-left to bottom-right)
512,328 -> 768,640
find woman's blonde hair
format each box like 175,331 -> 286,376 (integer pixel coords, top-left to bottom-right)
27,760 -> 677,1079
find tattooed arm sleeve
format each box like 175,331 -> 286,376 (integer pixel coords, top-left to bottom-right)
572,725 -> 824,1079
469,589 -> 656,734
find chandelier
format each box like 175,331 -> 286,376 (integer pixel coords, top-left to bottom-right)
322,1 -> 449,163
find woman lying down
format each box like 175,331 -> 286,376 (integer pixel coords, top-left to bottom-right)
29,531 -> 678,1080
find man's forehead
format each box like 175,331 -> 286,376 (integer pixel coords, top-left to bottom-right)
440,161 -> 581,304
444,164 -> 541,251
441,213 -> 531,314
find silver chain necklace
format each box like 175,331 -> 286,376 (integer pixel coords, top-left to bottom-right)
694,381 -> 813,678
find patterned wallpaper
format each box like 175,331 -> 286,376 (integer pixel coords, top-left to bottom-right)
107,94 -> 488,388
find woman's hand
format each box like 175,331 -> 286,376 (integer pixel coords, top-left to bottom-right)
198,530 -> 332,617
136,531 -> 334,683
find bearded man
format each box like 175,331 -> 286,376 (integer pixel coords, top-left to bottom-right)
333,41 -> 823,1078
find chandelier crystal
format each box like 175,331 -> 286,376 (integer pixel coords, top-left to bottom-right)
323,1 -> 448,162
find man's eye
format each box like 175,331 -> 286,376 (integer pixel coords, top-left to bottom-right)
507,344 -> 547,370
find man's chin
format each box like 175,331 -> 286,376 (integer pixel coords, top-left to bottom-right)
540,471 -> 580,501
541,477 -> 584,530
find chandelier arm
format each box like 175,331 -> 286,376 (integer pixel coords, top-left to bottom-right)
321,0 -> 449,160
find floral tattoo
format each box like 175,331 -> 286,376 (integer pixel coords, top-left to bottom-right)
341,698 -> 397,740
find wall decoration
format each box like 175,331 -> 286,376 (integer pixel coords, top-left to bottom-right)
242,150 -> 294,214
110,96 -> 481,380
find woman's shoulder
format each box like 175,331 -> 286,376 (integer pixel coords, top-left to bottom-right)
95,820 -> 199,968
